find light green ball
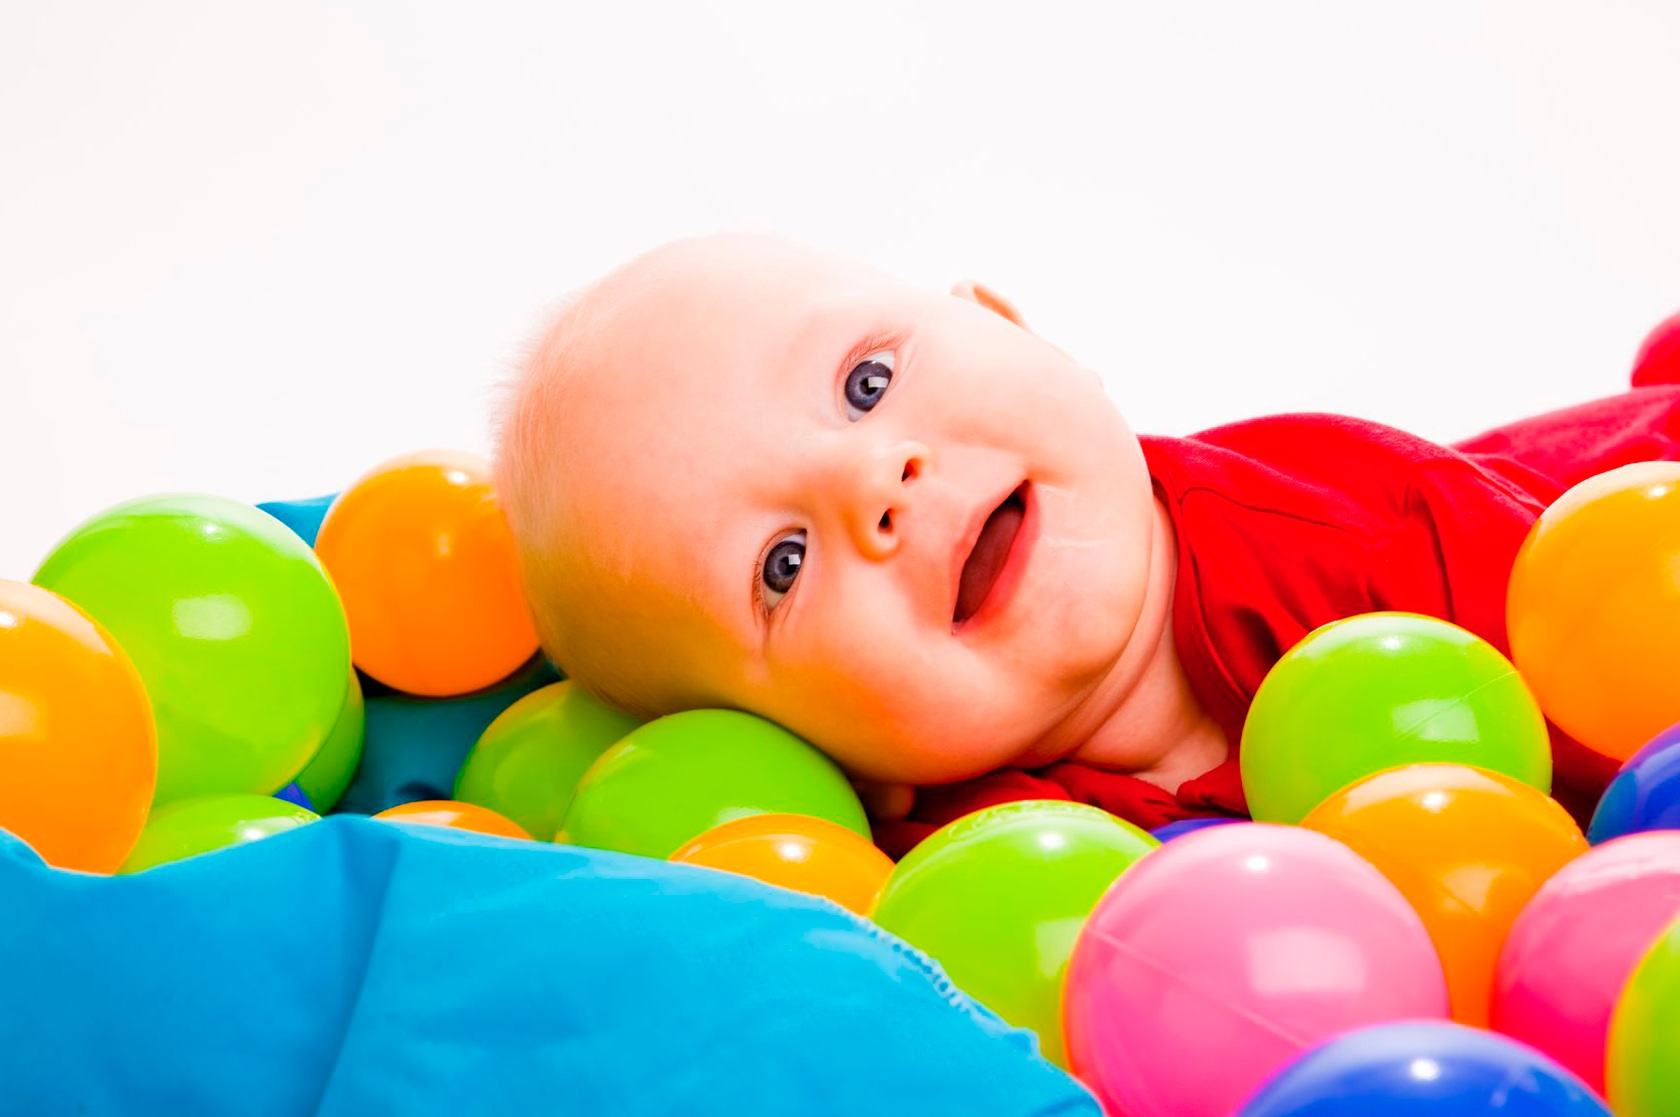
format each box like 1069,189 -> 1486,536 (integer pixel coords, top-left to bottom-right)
1240,612 -> 1551,823
454,681 -> 642,841
34,494 -> 351,805
1608,912 -> 1680,1116
293,671 -> 365,813
120,794 -> 319,872
871,800 -> 1157,1067
557,709 -> 868,859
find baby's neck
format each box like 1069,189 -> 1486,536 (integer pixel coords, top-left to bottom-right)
1057,495 -> 1230,792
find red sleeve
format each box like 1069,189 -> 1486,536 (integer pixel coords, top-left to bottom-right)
1452,386 -> 1680,494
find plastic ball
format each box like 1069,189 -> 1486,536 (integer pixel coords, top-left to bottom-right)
1508,462 -> 1680,762
314,451 -> 538,696
1241,611 -> 1551,822
1493,832 -> 1680,1092
1238,1020 -> 1608,1117
670,812 -> 895,916
1630,310 -> 1680,389
1607,912 -> 1680,1115
455,681 -> 642,840
33,494 -> 351,805
1063,823 -> 1448,1117
0,580 -> 157,872
289,671 -> 365,813
559,710 -> 869,860
120,794 -> 318,872
872,801 -> 1156,1066
373,799 -> 531,839
1588,724 -> 1680,844
1302,763 -> 1586,1026
1151,816 -> 1239,842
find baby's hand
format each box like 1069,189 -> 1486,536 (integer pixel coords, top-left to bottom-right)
852,780 -> 916,823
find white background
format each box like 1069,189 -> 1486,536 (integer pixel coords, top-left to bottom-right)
4,2 -> 1678,578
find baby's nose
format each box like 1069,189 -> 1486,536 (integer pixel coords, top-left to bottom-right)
839,439 -> 929,560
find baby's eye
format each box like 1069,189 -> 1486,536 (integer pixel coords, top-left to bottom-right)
843,350 -> 894,421
760,530 -> 806,610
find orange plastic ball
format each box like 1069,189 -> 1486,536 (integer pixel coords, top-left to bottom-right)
1507,462 -> 1680,762
1302,763 -> 1587,1026
0,579 -> 157,872
373,799 -> 532,840
315,451 -> 539,696
669,812 -> 895,915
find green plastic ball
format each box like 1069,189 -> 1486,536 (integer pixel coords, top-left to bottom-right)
34,495 -> 351,805
454,681 -> 642,841
1240,611 -> 1551,823
870,800 -> 1158,1067
1608,913 -> 1680,1116
292,671 -> 365,813
557,709 -> 869,859
119,793 -> 319,872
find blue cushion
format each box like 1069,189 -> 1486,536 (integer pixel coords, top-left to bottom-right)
0,817 -> 1097,1116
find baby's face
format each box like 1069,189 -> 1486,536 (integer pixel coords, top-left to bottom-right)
532,235 -> 1159,785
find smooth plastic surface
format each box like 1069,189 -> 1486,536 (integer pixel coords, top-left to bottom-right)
33,494 -> 351,805
0,580 -> 156,872
455,681 -> 641,840
1302,763 -> 1587,1026
1607,912 -> 1680,1116
872,801 -> 1157,1066
558,709 -> 869,859
314,450 -> 538,696
671,812 -> 894,915
290,671 -> 365,813
1150,817 -> 1239,842
1508,462 -> 1680,762
0,816 -> 1101,1116
1588,724 -> 1680,843
1063,822 -> 1449,1117
374,799 -> 531,839
1493,831 -> 1680,1092
1241,612 -> 1551,823
1238,1020 -> 1609,1116
120,793 -> 319,872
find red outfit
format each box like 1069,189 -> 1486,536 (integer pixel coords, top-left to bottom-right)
875,377 -> 1680,858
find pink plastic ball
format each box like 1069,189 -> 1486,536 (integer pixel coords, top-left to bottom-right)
1063,823 -> 1449,1117
1492,831 -> 1680,1094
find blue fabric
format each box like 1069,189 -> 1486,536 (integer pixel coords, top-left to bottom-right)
257,493 -> 337,548
1,817 -> 1097,1116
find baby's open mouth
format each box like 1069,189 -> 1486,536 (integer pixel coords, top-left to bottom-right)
954,482 -> 1028,626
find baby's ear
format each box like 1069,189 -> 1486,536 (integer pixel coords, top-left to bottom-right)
950,279 -> 1029,331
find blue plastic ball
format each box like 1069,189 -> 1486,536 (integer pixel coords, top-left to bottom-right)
1588,723 -> 1680,844
1151,816 -> 1240,843
1238,1020 -> 1607,1116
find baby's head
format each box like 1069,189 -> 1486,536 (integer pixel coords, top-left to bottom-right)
494,233 -> 1162,787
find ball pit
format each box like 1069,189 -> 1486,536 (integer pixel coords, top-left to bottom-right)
557,709 -> 869,859
1238,1020 -> 1609,1116
289,671 -> 366,813
33,494 -> 351,805
1240,612 -> 1551,823
1302,763 -> 1588,1026
314,451 -> 538,697
670,812 -> 895,915
1508,461 -> 1680,762
1493,831 -> 1680,1092
0,579 -> 156,873
872,800 -> 1157,1067
1588,723 -> 1680,844
1063,823 -> 1449,1117
455,681 -> 642,841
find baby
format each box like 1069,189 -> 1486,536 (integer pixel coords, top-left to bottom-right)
493,232 -> 1680,855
